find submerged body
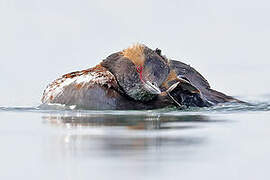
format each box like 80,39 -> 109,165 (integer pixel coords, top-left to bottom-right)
42,44 -> 239,110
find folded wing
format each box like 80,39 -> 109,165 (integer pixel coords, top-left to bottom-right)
169,60 -> 238,104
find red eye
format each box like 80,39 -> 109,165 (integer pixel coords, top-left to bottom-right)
136,65 -> 144,82
136,65 -> 143,73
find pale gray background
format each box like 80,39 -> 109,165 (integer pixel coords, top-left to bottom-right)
0,0 -> 269,106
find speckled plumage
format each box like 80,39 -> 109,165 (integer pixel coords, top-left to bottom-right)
41,45 -> 172,109
42,65 -> 121,108
41,44 -> 241,110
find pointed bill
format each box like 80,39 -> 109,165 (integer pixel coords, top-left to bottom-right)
143,81 -> 161,94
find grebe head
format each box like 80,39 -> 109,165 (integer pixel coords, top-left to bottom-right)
101,44 -> 170,101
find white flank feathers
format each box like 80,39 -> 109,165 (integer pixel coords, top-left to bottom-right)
42,70 -> 114,103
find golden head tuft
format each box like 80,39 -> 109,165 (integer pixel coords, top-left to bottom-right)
121,44 -> 146,66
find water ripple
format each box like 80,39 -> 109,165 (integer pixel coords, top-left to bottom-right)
0,97 -> 269,114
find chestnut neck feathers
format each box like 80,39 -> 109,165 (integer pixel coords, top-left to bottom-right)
162,70 -> 178,89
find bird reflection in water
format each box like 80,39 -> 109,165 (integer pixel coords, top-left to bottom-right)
43,113 -> 215,130
41,113 -> 223,159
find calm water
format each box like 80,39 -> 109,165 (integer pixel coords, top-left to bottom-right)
1,95 -> 270,180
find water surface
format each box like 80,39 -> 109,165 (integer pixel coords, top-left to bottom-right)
0,96 -> 270,180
